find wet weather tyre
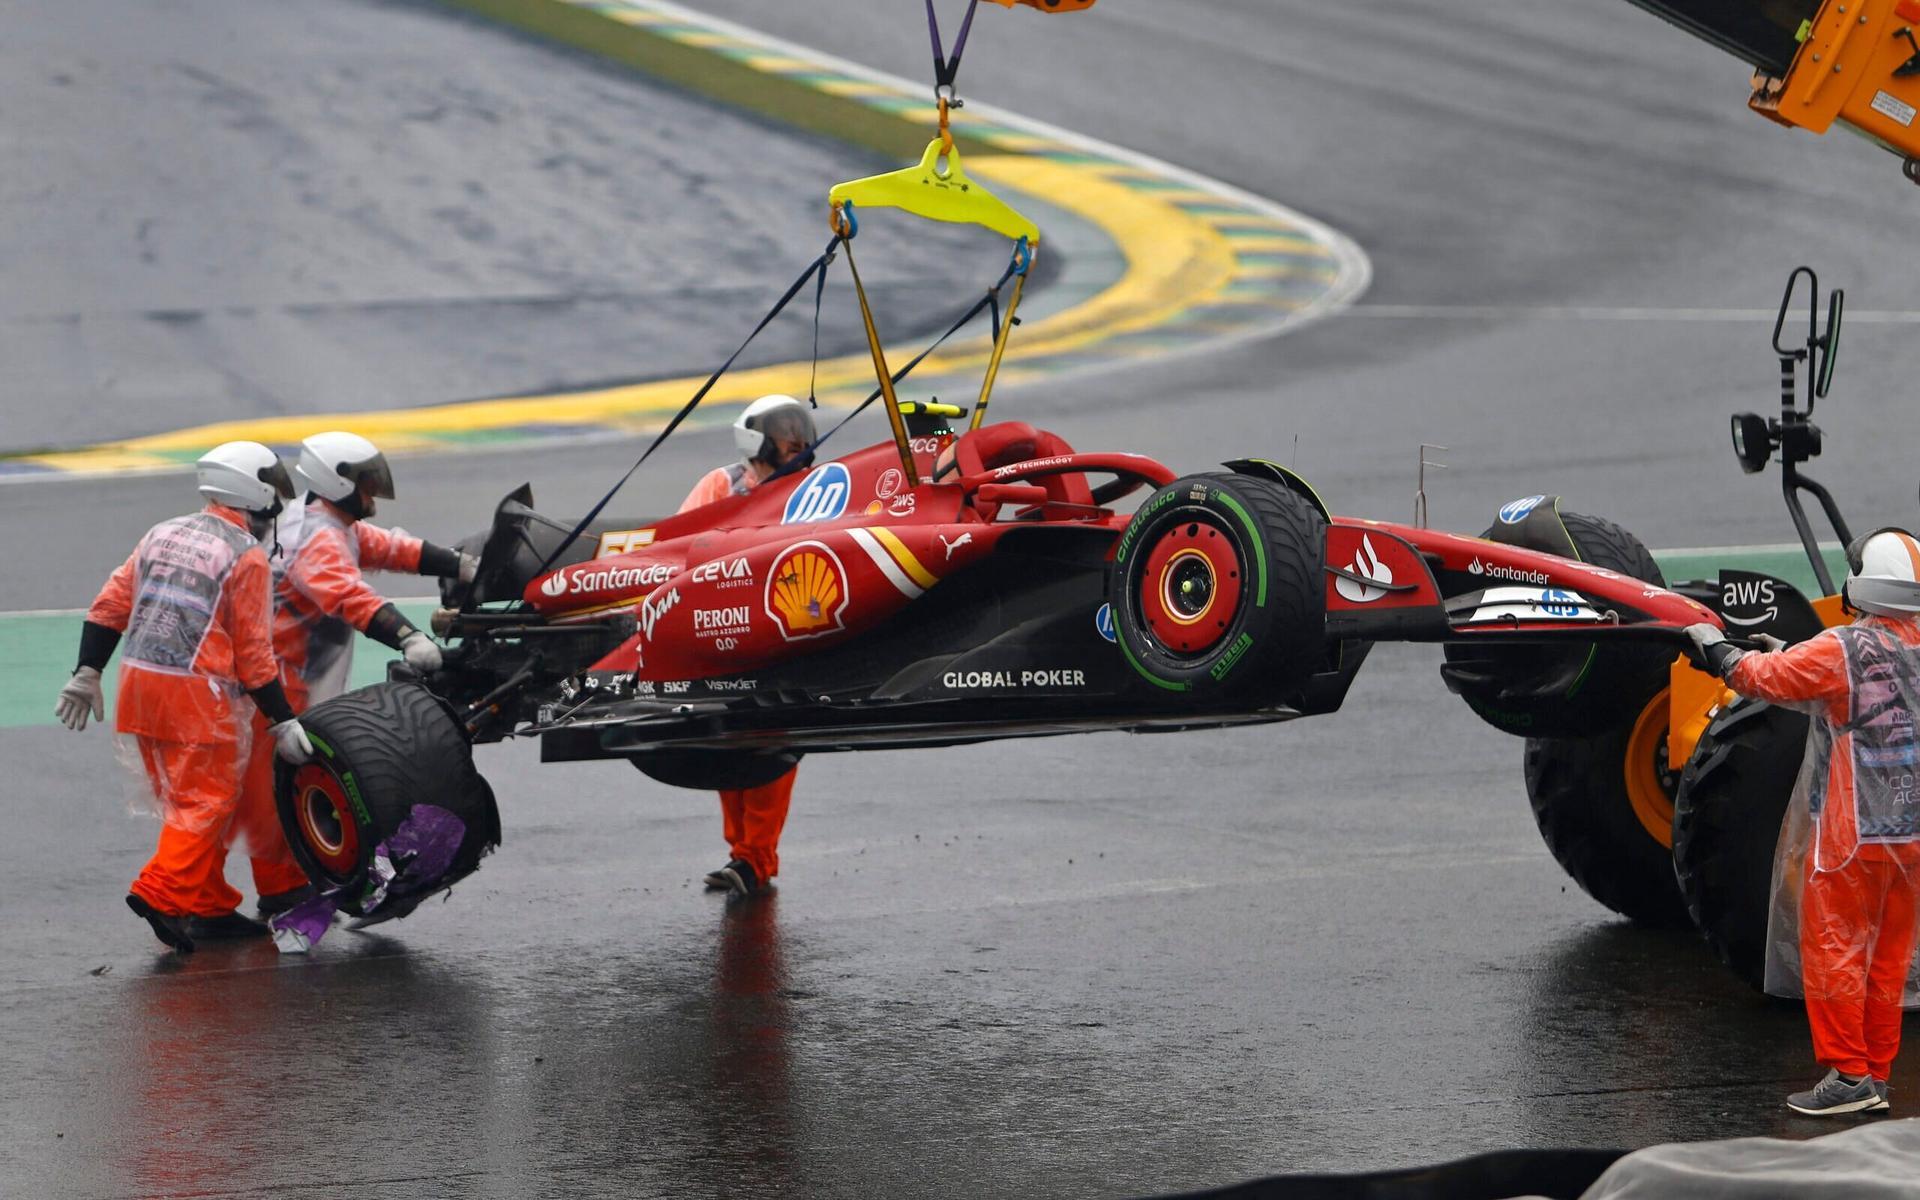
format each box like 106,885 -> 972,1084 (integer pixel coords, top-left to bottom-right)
1109,473 -> 1325,700
1444,511 -> 1671,738
276,681 -> 501,912
1672,698 -> 1806,992
630,750 -> 801,791
1524,689 -> 1690,927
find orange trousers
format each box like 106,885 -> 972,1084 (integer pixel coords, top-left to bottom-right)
1803,856 -> 1920,1079
234,709 -> 314,900
128,738 -> 248,917
720,767 -> 797,883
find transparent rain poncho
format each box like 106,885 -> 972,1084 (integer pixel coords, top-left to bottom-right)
107,511 -> 259,836
1761,621 -> 1920,1008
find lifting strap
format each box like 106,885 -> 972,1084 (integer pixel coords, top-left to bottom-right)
529,235 -> 843,582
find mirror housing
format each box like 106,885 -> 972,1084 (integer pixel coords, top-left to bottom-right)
1816,289 -> 1844,398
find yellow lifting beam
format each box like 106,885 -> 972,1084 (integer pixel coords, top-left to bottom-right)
829,134 -> 1040,484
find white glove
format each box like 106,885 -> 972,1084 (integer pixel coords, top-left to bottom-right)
1685,622 -> 1743,677
1753,632 -> 1788,653
402,632 -> 444,673
55,666 -> 105,731
270,718 -> 313,764
1684,623 -> 1725,654
458,552 -> 479,584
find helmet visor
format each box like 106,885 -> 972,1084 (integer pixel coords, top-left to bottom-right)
258,458 -> 297,501
749,403 -> 817,465
342,452 -> 396,500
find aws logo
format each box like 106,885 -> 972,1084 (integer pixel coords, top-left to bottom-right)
1721,572 -> 1780,628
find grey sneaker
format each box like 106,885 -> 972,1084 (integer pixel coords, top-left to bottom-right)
1871,1078 -> 1891,1112
1787,1069 -> 1881,1116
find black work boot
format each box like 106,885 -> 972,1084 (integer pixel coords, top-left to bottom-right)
256,885 -> 316,917
702,859 -> 760,896
126,893 -> 195,954
184,911 -> 272,941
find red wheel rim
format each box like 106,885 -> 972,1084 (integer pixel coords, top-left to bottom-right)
1138,518 -> 1242,655
292,763 -> 360,879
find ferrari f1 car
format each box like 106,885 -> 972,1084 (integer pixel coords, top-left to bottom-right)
274,396 -> 1720,919
268,50 -> 1717,924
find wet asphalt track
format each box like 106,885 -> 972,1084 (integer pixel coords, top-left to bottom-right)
6,1 -> 1920,1197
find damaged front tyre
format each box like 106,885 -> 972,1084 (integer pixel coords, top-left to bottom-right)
276,681 -> 501,920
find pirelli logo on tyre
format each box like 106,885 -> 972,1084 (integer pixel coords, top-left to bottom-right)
1209,632 -> 1254,682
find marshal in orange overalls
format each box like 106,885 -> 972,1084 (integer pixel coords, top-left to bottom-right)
1731,617 -> 1920,1082
87,506 -> 283,917
681,466 -> 797,889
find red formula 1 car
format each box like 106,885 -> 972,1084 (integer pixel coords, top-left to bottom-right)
270,120 -> 1715,921
273,398 -> 1716,919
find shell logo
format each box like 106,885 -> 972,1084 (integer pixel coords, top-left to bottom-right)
765,542 -> 849,641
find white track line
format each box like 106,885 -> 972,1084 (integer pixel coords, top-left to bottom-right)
617,0 -> 1372,349
1345,304 -> 1920,323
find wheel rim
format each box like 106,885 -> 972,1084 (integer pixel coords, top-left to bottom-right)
1623,687 -> 1678,848
292,762 -> 360,881
1138,518 -> 1243,655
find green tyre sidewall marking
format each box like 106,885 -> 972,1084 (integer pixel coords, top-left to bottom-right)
1114,481 -> 1271,691
1214,491 -> 1269,607
339,768 -> 372,827
1117,624 -> 1192,692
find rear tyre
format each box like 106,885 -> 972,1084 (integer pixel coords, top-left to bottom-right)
276,681 -> 501,916
1109,472 -> 1325,699
1444,511 -> 1671,738
1672,698 -> 1806,992
630,750 -> 801,792
1524,686 -> 1690,927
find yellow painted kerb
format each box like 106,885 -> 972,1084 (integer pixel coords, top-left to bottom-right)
18,156 -> 1243,475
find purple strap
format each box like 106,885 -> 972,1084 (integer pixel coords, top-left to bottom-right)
926,0 -> 982,90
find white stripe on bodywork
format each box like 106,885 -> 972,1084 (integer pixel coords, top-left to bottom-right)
847,527 -> 924,599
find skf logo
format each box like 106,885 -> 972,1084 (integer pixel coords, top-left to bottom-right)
540,573 -> 568,598
765,541 -> 849,640
596,528 -> 657,557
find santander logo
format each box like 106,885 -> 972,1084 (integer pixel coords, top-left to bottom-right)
540,573 -> 568,598
1336,534 -> 1393,603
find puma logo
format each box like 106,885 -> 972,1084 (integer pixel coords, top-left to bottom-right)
940,533 -> 973,560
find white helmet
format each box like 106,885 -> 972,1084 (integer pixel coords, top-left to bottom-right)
196,441 -> 295,515
296,431 -> 395,508
733,394 -> 817,468
1844,528 -> 1920,617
